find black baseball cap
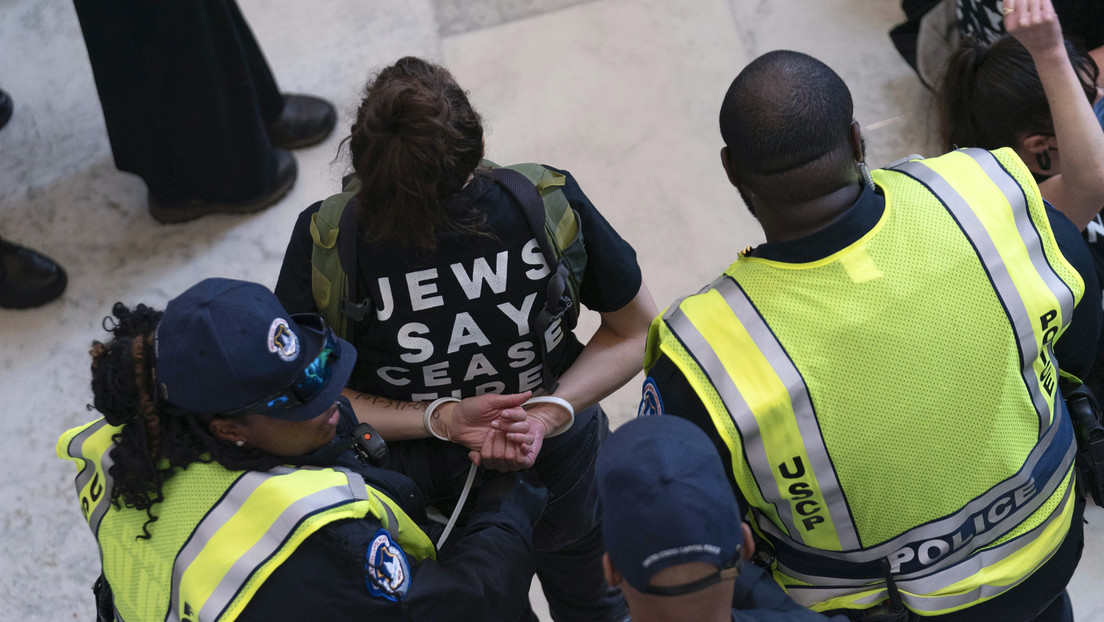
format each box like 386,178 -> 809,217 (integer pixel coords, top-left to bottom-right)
153,278 -> 355,420
597,415 -> 744,594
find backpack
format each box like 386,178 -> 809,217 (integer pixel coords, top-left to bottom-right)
309,162 -> 587,392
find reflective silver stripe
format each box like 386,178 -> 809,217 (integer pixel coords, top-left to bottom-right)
895,158 -> 1054,435
713,277 -> 860,550
88,446 -> 116,538
901,478 -> 1072,595
333,466 -> 397,528
968,149 -> 1075,328
762,404 -> 1074,571
164,469 -> 279,622
196,484 -> 364,621
334,467 -> 372,502
165,466 -> 366,622
68,419 -> 108,493
662,296 -> 798,542
784,480 -> 1074,612
67,420 -> 116,538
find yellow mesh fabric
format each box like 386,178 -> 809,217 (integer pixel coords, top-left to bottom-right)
656,329 -> 770,517
96,459 -> 377,621
731,170 -> 1041,545
989,149 -> 1083,311
223,502 -> 374,622
100,462 -> 244,620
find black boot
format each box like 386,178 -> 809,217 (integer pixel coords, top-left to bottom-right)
0,88 -> 12,131
267,94 -> 337,149
147,148 -> 298,224
0,240 -> 67,309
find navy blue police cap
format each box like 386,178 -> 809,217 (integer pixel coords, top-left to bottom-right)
597,415 -> 743,594
154,278 -> 355,421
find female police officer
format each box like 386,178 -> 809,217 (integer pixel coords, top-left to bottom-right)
57,278 -> 545,621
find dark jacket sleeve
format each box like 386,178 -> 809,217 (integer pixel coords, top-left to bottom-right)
399,502 -> 537,621
542,166 -> 642,312
731,563 -> 850,621
274,201 -> 324,315
645,354 -> 752,514
1046,203 -> 1102,385
237,499 -> 536,621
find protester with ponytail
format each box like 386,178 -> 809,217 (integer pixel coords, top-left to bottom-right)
58,278 -> 547,621
938,2 -> 1104,230
938,0 -> 1104,397
276,56 -> 653,620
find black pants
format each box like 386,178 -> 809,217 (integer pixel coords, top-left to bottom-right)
73,0 -> 284,202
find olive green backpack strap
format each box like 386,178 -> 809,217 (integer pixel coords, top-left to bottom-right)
310,180 -> 365,339
485,161 -> 589,392
484,160 -> 587,316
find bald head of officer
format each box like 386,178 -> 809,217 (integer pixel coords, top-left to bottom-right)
719,50 -> 868,244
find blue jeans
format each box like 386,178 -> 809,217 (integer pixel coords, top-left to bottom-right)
388,404 -> 629,622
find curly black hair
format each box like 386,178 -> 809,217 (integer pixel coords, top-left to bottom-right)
91,302 -> 287,539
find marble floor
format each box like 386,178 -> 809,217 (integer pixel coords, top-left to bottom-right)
0,0 -> 1100,619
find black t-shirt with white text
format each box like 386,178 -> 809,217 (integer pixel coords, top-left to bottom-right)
275,166 -> 641,400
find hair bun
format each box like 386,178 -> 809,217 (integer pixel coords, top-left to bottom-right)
361,80 -> 450,138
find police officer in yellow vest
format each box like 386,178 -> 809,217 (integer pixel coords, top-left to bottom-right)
57,278 -> 547,622
639,48 -> 1102,622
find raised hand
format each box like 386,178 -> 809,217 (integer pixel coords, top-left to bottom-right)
1003,0 -> 1063,57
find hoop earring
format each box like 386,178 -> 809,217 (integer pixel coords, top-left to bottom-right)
1036,151 -> 1052,171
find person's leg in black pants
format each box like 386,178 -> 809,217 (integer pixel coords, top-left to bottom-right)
72,0 -> 329,222
531,407 -> 629,622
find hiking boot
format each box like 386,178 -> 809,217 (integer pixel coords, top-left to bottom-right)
148,149 -> 297,224
267,94 -> 337,149
0,239 -> 67,309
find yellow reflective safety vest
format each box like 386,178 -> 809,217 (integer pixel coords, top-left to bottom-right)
57,418 -> 436,622
644,148 -> 1081,616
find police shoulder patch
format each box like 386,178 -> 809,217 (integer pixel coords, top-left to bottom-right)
365,529 -> 412,601
637,377 -> 665,418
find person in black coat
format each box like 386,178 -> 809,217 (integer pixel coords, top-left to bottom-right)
72,0 -> 337,223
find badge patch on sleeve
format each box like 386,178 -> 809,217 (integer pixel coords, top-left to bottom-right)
365,529 -> 412,601
637,377 -> 665,417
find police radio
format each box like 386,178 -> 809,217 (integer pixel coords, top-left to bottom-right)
331,399 -> 388,467
1066,385 -> 1104,506
352,422 -> 389,467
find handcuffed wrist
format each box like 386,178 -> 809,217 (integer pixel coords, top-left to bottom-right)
523,396 -> 575,437
424,397 -> 461,441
